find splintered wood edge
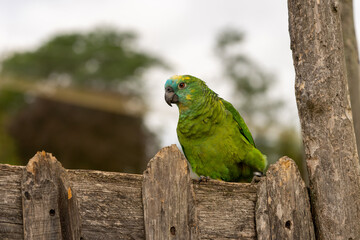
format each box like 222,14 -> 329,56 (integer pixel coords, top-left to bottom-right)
25,151 -> 59,174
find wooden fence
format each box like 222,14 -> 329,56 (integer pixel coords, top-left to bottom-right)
0,145 -> 314,240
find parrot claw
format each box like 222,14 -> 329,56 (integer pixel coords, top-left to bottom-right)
251,171 -> 264,184
198,175 -> 210,183
253,171 -> 263,177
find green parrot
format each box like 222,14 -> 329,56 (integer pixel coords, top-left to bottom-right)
164,75 -> 267,182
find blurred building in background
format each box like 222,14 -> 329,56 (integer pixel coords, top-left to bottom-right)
5,89 -> 155,173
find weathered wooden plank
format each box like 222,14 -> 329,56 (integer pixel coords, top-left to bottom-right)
21,151 -> 82,240
255,177 -> 270,240
256,156 -> 315,240
67,169 -> 144,240
0,164 -> 23,240
142,144 -> 198,240
193,180 -> 257,240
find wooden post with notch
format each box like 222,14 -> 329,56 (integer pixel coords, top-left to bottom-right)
21,151 -> 82,240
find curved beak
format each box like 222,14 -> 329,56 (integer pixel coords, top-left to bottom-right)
165,86 -> 179,107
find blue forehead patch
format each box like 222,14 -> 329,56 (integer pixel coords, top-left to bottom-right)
165,79 -> 177,88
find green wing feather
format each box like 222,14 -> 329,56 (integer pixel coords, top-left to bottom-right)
221,99 -> 256,146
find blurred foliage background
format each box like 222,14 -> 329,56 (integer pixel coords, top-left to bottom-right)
0,27 -> 165,173
0,26 -> 306,179
214,28 -> 306,178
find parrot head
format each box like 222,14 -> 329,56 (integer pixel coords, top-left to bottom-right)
164,75 -> 205,110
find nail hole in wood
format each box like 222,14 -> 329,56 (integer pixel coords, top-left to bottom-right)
49,209 -> 56,216
285,220 -> 292,229
170,226 -> 176,235
24,191 -> 30,200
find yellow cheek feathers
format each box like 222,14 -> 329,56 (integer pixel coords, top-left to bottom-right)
178,95 -> 191,112
178,103 -> 189,112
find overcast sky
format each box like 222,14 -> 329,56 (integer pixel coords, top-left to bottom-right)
1,1 -> 360,147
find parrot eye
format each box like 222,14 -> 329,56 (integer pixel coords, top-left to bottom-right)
178,82 -> 186,89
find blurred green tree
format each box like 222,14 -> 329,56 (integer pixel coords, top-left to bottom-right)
215,28 -> 306,179
0,90 -> 25,165
1,26 -> 165,94
215,28 -> 282,128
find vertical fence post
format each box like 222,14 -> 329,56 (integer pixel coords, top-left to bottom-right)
142,145 -> 198,240
21,151 -> 82,240
256,157 -> 315,240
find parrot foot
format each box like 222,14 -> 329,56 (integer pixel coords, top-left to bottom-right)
251,172 -> 264,184
198,175 -> 210,183
253,171 -> 263,177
